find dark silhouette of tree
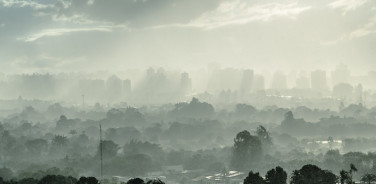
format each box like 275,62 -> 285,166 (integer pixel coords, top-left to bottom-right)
349,164 -> 358,184
123,140 -> 164,161
105,107 -> 146,126
56,115 -> 76,131
76,176 -> 99,184
146,179 -> 165,184
231,130 -> 262,171
97,140 -> 119,159
290,164 -> 337,184
0,167 -> 13,181
52,135 -> 68,147
18,178 -> 38,184
256,125 -> 272,147
170,98 -> 215,118
244,171 -> 265,184
284,111 -> 294,121
339,170 -> 350,184
37,175 -> 77,184
235,104 -> 257,119
265,166 -> 287,184
324,149 -> 342,172
126,178 -> 145,184
361,174 -> 376,184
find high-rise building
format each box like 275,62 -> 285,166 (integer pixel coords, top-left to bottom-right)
296,72 -> 310,89
253,74 -> 265,91
106,75 -> 122,101
240,69 -> 254,95
331,63 -> 350,86
296,77 -> 310,89
311,70 -> 328,92
180,72 -> 192,94
271,71 -> 287,90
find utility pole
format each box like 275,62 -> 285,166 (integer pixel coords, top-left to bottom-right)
100,123 -> 103,183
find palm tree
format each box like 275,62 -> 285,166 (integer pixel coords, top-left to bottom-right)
361,174 -> 376,184
349,164 -> 358,184
52,135 -> 68,147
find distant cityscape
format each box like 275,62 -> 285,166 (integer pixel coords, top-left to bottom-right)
0,63 -> 375,109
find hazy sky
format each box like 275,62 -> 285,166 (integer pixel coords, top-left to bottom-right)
0,0 -> 375,74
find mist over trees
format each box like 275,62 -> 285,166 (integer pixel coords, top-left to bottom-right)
1,92 -> 376,183
1,63 -> 376,184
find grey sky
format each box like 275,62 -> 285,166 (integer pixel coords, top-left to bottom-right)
0,0 -> 375,74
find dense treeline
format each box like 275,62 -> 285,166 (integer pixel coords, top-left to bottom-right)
1,164 -> 376,184
0,175 -> 166,184
2,98 -> 376,183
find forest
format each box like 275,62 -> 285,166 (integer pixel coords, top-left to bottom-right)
1,98 -> 376,184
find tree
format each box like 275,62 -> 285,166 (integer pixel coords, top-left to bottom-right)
25,139 -> 48,155
97,140 -> 119,160
37,175 -> 77,184
244,171 -> 265,184
0,167 -> 13,181
235,104 -> 257,118
124,154 -> 154,176
146,179 -> 165,184
76,177 -> 99,184
361,174 -> 376,184
52,135 -> 68,147
126,178 -> 144,184
349,164 -> 358,184
123,140 -> 164,161
231,130 -> 262,171
290,164 -> 337,184
324,149 -> 342,172
340,170 -> 350,184
284,111 -> 294,121
18,178 -> 38,184
256,125 -> 272,147
170,98 -> 215,118
265,166 -> 287,184
360,174 -> 376,184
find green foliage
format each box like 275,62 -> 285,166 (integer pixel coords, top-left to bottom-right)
76,177 -> 99,184
126,178 -> 144,184
265,166 -> 287,184
146,179 -> 165,184
360,173 -> 376,184
231,130 -> 262,171
290,164 -> 337,184
339,170 -> 350,184
170,98 -> 215,118
97,140 -> 119,159
37,175 -> 77,184
0,167 -> 13,181
244,171 -> 265,184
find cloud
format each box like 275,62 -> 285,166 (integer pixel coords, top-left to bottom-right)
1,0 -> 54,9
157,1 -> 311,29
9,54 -> 90,73
55,0 -> 223,27
328,0 -> 370,12
348,16 -> 376,39
19,26 -> 116,42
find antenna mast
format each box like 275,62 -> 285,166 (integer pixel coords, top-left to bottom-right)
100,123 -> 103,182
